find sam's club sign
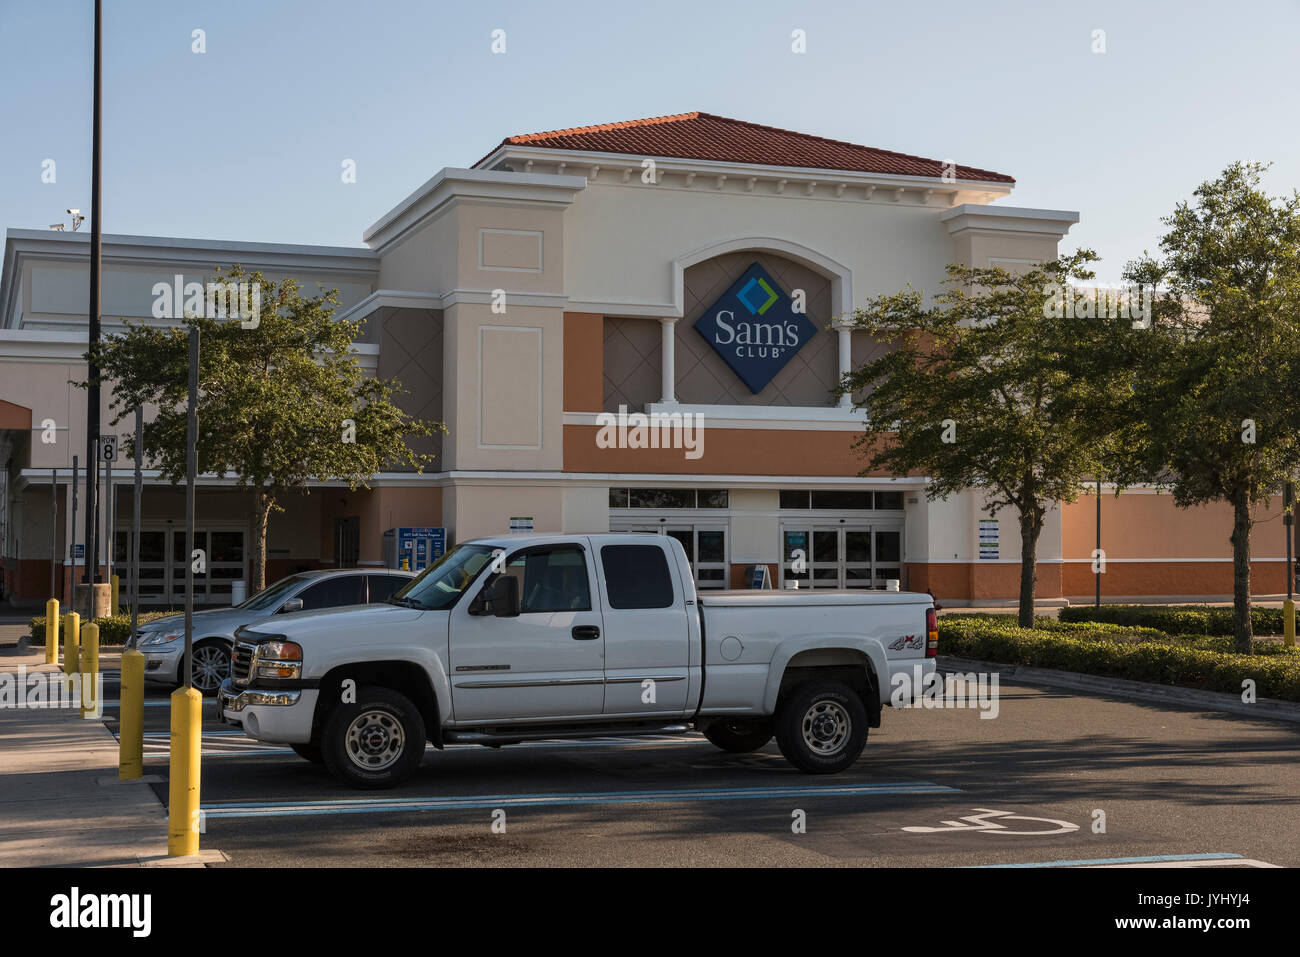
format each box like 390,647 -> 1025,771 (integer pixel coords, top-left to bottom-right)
693,262 -> 817,394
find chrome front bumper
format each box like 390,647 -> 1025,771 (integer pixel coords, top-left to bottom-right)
217,681 -> 302,713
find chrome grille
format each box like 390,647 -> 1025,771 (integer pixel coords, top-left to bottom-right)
231,640 -> 257,685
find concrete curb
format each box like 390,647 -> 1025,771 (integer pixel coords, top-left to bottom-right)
937,655 -> 1300,723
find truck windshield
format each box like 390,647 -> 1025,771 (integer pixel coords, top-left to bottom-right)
389,544 -> 497,610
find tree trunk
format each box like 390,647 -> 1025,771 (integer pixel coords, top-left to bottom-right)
1018,510 -> 1040,628
1230,488 -> 1253,654
250,487 -> 273,592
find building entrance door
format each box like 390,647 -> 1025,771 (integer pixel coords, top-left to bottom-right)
780,524 -> 903,589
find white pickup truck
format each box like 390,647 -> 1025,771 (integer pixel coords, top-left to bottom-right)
217,533 -> 936,788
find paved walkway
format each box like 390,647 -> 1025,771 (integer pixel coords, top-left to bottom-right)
0,629 -> 203,867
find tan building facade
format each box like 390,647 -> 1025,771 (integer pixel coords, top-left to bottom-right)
0,112 -> 1288,608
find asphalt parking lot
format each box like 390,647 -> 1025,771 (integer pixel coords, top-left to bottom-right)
87,671 -> 1300,868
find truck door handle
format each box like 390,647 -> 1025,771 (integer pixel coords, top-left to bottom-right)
571,625 -> 600,640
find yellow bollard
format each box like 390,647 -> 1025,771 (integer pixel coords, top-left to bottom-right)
44,599 -> 59,666
79,623 -> 100,718
63,612 -> 80,692
119,649 -> 145,779
167,686 -> 203,857
1286,599 -> 1296,648
111,574 -> 120,614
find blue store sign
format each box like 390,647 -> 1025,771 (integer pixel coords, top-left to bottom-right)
693,261 -> 818,394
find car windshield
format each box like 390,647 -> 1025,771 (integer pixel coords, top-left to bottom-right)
238,574 -> 311,612
390,544 -> 497,610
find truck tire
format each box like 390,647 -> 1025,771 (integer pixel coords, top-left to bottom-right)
290,742 -> 323,764
774,680 -> 868,774
321,686 -> 426,789
703,719 -> 773,753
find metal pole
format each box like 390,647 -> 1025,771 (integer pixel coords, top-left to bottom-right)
84,0 -> 102,586
106,455 -> 112,589
132,407 -> 142,645
50,469 -> 58,599
70,456 -> 78,600
1095,477 -> 1101,608
184,329 -> 198,689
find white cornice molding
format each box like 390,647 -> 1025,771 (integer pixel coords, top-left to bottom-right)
940,204 -> 1080,239
336,288 -> 569,323
565,405 -> 867,432
362,167 -> 587,253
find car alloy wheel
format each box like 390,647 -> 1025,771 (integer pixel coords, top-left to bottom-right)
191,644 -> 230,694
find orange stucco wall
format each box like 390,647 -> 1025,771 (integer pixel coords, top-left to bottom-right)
563,424 -> 902,477
1061,492 -> 1286,560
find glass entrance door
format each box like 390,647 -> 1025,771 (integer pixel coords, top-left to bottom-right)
781,525 -> 903,589
117,526 -> 247,605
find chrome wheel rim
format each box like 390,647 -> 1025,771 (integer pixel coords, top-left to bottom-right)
802,700 -> 850,755
345,710 -> 406,772
192,646 -> 229,692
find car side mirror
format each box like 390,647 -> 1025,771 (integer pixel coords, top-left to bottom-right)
279,598 -> 303,614
482,576 -> 520,618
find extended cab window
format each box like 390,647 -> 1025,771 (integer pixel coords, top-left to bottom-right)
600,544 -> 674,609
502,546 -> 592,613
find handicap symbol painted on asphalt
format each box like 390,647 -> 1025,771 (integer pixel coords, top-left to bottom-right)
903,808 -> 1079,836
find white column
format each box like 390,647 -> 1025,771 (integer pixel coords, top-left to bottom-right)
836,322 -> 853,408
660,317 -> 679,405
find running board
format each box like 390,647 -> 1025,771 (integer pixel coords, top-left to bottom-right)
443,723 -> 693,745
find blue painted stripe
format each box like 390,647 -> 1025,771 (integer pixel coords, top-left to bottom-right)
970,852 -> 1245,869
202,782 -> 959,819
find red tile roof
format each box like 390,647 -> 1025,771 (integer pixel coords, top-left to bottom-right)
479,112 -> 1014,184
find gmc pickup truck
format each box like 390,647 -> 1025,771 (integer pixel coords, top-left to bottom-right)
217,533 -> 936,788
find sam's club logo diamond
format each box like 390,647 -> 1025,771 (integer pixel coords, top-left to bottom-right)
693,262 -> 818,394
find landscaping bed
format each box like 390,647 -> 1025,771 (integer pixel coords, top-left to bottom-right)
939,615 -> 1300,702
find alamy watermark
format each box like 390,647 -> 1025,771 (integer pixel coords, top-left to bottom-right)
890,665 -> 1000,719
151,274 -> 261,328
0,667 -> 103,719
1043,282 -> 1154,327
595,404 -> 705,460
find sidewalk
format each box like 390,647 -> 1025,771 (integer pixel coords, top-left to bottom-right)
0,626 -> 206,867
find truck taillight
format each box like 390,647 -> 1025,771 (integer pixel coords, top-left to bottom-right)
926,607 -> 938,658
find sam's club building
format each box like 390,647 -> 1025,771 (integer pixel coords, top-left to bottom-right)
0,112 -> 1291,608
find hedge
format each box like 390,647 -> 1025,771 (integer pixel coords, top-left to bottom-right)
29,611 -> 177,646
939,616 -> 1300,702
1059,604 -> 1284,635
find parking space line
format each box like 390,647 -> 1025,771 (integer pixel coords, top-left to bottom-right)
971,852 -> 1251,868
201,781 -> 961,819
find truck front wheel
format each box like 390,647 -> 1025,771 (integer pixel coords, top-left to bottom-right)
774,681 -> 868,774
321,686 -> 426,789
703,719 -> 773,753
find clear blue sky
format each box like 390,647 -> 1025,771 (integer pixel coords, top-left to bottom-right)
3,0 -> 1297,284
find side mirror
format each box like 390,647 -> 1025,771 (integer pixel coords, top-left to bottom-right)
483,576 -> 520,618
279,598 -> 303,614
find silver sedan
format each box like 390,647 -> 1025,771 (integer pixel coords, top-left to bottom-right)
130,568 -> 415,694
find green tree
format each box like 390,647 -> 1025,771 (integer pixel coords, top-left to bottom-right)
839,251 -> 1131,627
1121,162 -> 1300,652
84,268 -> 443,591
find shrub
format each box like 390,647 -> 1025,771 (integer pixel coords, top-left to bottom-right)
1059,604 -> 1283,635
29,610 -> 177,646
939,616 -> 1300,701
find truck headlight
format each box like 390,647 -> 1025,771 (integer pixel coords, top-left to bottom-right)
253,640 -> 303,680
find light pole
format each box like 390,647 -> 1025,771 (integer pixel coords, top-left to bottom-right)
82,0 -> 103,600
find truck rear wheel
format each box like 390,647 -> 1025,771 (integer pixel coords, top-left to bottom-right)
703,719 -> 773,753
321,686 -> 425,789
774,681 -> 868,774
